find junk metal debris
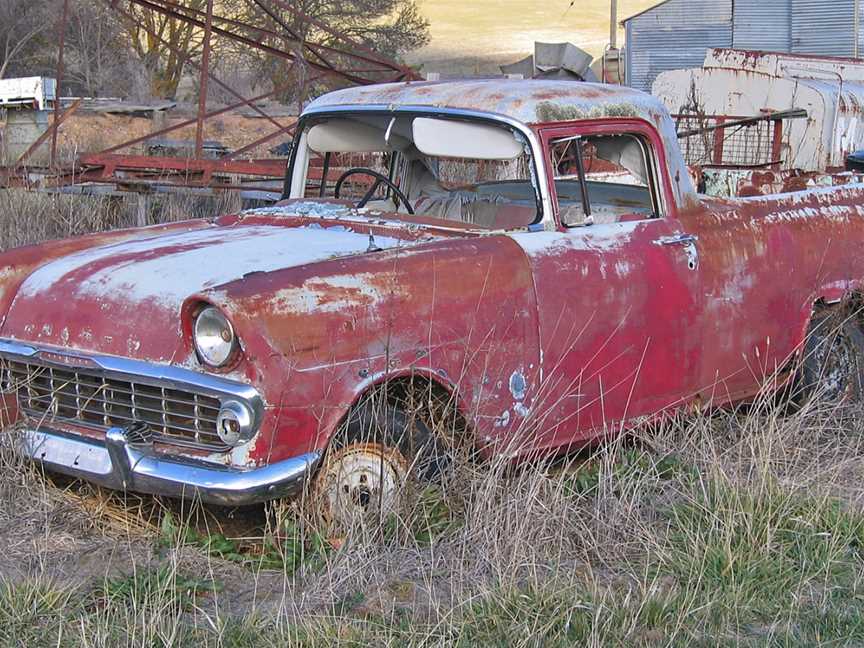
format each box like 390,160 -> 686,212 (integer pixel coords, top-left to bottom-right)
652,48 -> 864,196
501,42 -> 599,82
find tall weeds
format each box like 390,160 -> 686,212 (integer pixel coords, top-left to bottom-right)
0,187 -> 862,645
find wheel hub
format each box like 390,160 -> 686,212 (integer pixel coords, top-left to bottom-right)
313,442 -> 409,528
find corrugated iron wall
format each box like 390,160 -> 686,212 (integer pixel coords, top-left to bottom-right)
733,0 -> 792,52
625,0 -> 864,92
791,0 -> 857,57
625,0 -> 733,91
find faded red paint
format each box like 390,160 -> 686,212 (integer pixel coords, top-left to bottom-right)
2,81 -> 863,479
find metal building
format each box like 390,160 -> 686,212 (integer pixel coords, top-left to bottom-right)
624,0 -> 864,92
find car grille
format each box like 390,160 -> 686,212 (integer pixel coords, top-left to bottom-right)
2,360 -> 229,452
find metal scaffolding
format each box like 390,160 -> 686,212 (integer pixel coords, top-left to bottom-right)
0,0 -> 420,199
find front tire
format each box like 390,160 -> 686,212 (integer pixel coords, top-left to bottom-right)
310,398 -> 450,531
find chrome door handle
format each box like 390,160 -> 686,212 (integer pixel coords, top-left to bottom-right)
653,234 -> 699,270
654,234 -> 698,246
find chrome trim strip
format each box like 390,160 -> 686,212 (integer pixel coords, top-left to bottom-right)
0,339 -> 265,435
0,340 -> 38,358
18,427 -> 320,506
293,104 -> 556,232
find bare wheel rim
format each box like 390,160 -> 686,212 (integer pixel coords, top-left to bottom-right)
313,442 -> 410,528
815,327 -> 858,402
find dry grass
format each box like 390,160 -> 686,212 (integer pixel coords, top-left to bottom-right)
0,188 -> 863,646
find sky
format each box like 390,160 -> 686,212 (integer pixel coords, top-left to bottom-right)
406,0 -> 659,71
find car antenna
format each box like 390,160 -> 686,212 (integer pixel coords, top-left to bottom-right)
367,232 -> 382,253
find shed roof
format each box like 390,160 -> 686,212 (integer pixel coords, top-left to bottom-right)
304,79 -> 667,127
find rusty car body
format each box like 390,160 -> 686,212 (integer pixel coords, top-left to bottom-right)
1,79 -> 861,511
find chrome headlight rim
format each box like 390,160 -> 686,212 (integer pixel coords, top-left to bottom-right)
193,306 -> 238,368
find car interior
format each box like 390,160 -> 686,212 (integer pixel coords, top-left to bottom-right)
550,133 -> 657,226
293,113 -> 539,229
289,114 -> 658,230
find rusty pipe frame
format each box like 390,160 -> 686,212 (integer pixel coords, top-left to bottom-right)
194,0 -> 214,159
108,0 -> 291,132
51,0 -> 71,168
3,0 -> 420,194
125,0 -> 403,86
130,0 -> 417,80
92,85 -> 296,158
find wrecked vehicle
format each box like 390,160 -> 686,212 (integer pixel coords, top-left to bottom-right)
2,79 -> 862,523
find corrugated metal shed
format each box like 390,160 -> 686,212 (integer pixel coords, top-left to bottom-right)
625,0 -> 864,92
733,0 -> 792,52
791,0 -> 857,57
624,0 -> 733,91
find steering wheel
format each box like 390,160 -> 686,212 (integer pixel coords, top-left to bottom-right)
333,167 -> 415,215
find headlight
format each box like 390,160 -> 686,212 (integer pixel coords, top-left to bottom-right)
193,306 -> 237,367
216,400 -> 254,446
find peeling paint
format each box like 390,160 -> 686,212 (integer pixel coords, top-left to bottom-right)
509,370 -> 527,401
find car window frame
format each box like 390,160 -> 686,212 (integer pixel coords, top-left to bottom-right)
283,107 -> 551,231
537,118 -> 678,230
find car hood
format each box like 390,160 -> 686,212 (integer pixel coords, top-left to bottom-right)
0,221 -> 413,362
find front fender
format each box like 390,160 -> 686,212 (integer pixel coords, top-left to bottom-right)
198,235 -> 541,464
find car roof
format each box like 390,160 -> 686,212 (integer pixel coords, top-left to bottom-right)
303,79 -> 699,209
304,79 -> 669,126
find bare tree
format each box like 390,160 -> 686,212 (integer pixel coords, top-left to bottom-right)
241,0 -> 430,102
64,0 -> 148,97
121,0 -> 210,98
0,0 -> 50,80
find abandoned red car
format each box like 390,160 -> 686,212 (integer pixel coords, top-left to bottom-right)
2,80 -> 861,521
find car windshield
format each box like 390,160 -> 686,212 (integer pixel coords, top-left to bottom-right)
287,113 -> 540,230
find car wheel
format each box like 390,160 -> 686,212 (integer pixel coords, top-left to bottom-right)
793,308 -> 864,406
309,399 -> 450,531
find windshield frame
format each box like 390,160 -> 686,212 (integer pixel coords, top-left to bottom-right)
282,104 -> 555,232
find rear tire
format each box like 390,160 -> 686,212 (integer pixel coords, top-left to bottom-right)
792,307 -> 864,406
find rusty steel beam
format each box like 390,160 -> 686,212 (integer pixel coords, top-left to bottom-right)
51,0 -> 71,168
263,0 -> 417,78
126,0 -> 413,85
223,122 -> 298,160
77,153 -> 286,177
2,0 -> 420,196
14,99 -> 83,169
133,0 -> 417,80
194,0 -> 215,159
128,0 -> 372,83
93,87 -> 294,158
107,0 -> 290,132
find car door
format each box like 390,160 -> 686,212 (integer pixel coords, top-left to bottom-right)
508,120 -> 704,449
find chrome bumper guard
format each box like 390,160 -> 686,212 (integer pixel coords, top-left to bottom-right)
18,426 -> 321,506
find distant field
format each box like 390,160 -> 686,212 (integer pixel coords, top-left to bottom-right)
408,0 -> 659,73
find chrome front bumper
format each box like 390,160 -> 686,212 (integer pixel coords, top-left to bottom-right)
18,426 -> 321,506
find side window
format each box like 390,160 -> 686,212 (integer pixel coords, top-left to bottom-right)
549,133 -> 660,226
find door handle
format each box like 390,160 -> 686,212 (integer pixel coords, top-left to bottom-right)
653,234 -> 699,270
654,234 -> 698,246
